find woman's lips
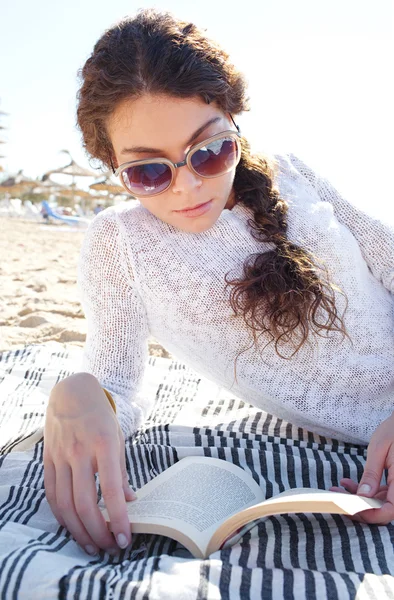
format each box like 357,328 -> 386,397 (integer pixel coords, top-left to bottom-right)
174,200 -> 213,218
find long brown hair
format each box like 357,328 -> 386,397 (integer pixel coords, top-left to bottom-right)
76,8 -> 348,361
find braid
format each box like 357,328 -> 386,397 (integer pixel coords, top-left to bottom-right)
225,138 -> 349,376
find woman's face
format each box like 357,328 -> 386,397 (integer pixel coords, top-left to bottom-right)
107,94 -> 238,233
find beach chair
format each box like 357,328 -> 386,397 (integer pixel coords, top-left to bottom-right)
41,200 -> 91,227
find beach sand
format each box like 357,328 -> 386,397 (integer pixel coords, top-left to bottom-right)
0,217 -> 171,357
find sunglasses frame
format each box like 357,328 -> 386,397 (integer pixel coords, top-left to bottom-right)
113,127 -> 242,198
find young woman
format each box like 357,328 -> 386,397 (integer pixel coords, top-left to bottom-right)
43,8 -> 394,557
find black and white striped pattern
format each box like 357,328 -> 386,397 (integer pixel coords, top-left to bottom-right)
1,342 -> 393,599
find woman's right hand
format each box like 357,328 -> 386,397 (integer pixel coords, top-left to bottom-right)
43,372 -> 137,556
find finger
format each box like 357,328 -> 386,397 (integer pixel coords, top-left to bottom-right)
339,472 -> 394,525
352,501 -> 394,525
339,478 -> 388,496
55,462 -> 100,555
43,459 -> 66,528
329,481 -> 391,524
96,436 -> 132,550
339,479 -> 358,494
357,439 -> 389,497
329,486 -> 352,495
362,451 -> 394,523
330,482 -> 389,505
72,460 -> 118,551
119,440 -> 137,502
371,489 -> 389,502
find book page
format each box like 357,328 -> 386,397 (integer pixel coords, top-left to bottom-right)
256,488 -> 383,513
209,487 -> 383,555
100,456 -> 264,554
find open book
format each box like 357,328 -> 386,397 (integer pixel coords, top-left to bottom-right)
99,456 -> 382,559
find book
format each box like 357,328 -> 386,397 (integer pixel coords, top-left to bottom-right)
99,456 -> 382,559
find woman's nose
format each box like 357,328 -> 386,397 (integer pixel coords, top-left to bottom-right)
171,164 -> 202,194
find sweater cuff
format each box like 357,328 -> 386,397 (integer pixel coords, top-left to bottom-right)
102,387 -> 117,413
101,388 -> 146,439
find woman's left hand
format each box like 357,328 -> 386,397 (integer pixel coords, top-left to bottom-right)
329,413 -> 394,525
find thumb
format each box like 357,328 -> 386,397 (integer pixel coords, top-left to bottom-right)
358,438 -> 388,497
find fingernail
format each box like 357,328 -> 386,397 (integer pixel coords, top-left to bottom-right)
85,544 -> 98,556
358,484 -> 371,495
117,533 -> 129,548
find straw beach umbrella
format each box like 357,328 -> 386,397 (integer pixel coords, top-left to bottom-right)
89,176 -> 125,196
46,150 -> 96,178
89,173 -> 132,206
30,177 -> 67,200
42,150 -> 97,211
59,187 -> 95,204
0,171 -> 36,196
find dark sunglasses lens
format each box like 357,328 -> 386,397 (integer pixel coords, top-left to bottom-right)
190,137 -> 238,177
121,163 -> 172,195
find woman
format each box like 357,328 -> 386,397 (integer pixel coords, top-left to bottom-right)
43,8 -> 394,557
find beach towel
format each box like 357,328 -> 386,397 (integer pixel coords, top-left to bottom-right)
0,342 -> 393,599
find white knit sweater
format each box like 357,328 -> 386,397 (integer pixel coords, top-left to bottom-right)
77,153 -> 394,445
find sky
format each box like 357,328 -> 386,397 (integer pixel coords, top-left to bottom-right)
0,0 -> 393,219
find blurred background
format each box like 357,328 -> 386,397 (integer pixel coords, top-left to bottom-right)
0,0 -> 392,352
1,0 -> 393,218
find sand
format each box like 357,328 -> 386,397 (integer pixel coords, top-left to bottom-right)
0,217 -> 171,357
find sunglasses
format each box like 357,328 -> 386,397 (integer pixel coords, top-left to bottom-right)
112,121 -> 242,198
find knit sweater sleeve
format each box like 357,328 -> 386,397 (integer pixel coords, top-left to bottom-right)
286,153 -> 394,294
77,209 -> 150,438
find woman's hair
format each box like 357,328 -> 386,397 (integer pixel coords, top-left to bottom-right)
76,8 -> 348,365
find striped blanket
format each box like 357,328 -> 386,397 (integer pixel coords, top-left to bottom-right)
0,343 -> 393,599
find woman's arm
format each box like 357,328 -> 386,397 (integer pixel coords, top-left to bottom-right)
77,209 -> 151,437
286,153 -> 394,294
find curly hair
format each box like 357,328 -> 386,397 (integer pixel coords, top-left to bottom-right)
76,8 -> 348,364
